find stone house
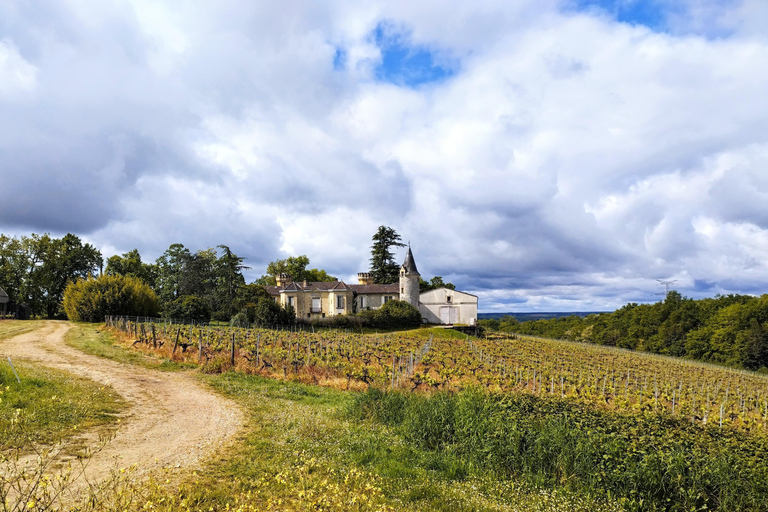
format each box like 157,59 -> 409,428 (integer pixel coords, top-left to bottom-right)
266,247 -> 478,325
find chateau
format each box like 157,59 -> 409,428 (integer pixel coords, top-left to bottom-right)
266,248 -> 478,325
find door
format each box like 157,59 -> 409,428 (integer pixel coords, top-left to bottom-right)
440,306 -> 458,324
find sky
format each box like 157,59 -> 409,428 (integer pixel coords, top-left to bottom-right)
2,0 -> 768,313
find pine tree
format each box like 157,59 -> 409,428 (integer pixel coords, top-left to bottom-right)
369,226 -> 405,284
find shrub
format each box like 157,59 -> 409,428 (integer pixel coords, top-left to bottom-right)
373,300 -> 422,329
165,295 -> 211,322
62,274 -> 159,322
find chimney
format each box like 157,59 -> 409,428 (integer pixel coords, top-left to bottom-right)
357,272 -> 373,285
276,273 -> 293,287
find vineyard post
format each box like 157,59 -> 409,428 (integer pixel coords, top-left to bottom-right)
231,332 -> 235,367
152,324 -> 157,348
172,326 -> 181,355
198,329 -> 203,363
391,355 -> 396,389
256,333 -> 260,366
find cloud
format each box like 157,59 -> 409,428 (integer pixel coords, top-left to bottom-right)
1,1 -> 768,312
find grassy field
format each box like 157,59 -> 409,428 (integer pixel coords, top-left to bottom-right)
0,321 -> 125,452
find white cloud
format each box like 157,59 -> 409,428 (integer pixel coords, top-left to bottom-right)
0,39 -> 37,96
2,1 -> 768,311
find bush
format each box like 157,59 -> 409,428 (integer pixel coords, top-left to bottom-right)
242,297 -> 294,327
302,300 -> 422,331
373,300 -> 422,329
63,274 -> 159,322
164,295 -> 211,322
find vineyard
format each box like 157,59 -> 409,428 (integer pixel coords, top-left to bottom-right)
106,315 -> 768,433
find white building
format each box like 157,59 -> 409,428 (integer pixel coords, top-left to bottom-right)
419,287 -> 478,326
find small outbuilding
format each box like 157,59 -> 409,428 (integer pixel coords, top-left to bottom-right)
0,286 -> 8,318
419,287 -> 478,326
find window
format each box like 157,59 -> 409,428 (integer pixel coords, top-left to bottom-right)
336,295 -> 345,309
384,296 -> 393,303
446,296 -> 452,303
360,296 -> 367,309
311,297 -> 321,313
287,296 -> 295,308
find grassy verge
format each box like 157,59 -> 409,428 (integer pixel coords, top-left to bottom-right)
0,320 -> 47,341
65,322 -> 194,371
0,359 -> 124,452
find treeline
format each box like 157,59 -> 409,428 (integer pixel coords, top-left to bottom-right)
0,233 -> 101,318
0,233 -> 294,323
484,292 -> 768,371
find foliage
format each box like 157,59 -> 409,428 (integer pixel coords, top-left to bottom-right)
105,248 -> 158,288
419,276 -> 456,292
478,314 -> 519,332
498,292 -> 768,371
62,274 -> 158,322
153,244 -> 250,321
370,226 -> 405,284
255,255 -> 336,285
0,233 -> 102,318
242,297 -> 295,328
216,244 -> 250,319
164,295 -> 211,322
351,387 -> 768,511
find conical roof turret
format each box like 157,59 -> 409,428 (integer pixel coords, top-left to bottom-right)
401,246 -> 419,275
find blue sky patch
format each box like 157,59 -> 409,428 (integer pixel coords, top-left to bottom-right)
568,0 -> 674,31
333,48 -> 346,70
371,22 -> 456,87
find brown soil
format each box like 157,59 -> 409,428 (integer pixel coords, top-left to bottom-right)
1,321 -> 245,490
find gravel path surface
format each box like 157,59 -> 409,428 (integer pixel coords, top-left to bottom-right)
1,321 -> 245,489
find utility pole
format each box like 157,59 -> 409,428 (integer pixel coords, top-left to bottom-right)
656,279 -> 677,297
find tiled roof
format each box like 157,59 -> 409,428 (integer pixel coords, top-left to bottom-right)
271,281 -> 354,293
348,284 -> 399,294
0,286 -> 8,303
264,286 -> 281,296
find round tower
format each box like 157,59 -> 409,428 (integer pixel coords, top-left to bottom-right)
399,246 -> 421,308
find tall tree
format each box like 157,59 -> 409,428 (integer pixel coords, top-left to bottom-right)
154,243 -> 191,306
216,244 -> 250,319
369,226 -> 405,284
256,255 -> 335,285
105,249 -> 158,288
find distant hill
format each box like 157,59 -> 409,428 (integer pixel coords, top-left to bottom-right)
478,312 -> 608,321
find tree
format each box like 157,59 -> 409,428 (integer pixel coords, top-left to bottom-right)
419,276 -> 456,292
369,226 -> 405,284
215,245 -> 250,320
105,249 -> 158,288
154,244 -> 191,306
256,255 -> 335,285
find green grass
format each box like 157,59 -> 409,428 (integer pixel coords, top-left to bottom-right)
65,322 -> 194,371
0,360 -> 125,452
0,320 -> 47,341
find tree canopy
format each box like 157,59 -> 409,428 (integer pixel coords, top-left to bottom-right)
492,291 -> 768,372
0,233 -> 102,318
256,255 -> 336,285
370,226 -> 405,284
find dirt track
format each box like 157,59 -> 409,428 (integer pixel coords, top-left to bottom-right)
1,321 -> 244,487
